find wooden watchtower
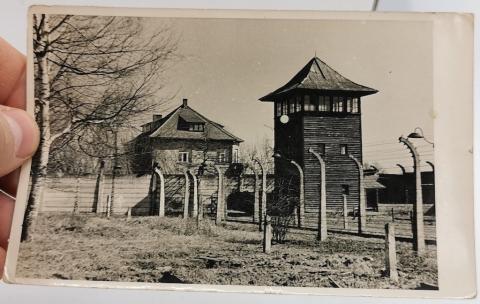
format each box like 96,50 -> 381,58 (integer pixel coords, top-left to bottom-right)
259,57 -> 377,218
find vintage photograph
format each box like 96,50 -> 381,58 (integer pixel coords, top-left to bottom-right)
15,9 -> 438,290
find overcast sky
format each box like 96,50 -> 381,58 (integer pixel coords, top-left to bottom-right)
141,17 -> 434,173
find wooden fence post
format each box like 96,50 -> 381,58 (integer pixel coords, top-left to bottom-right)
183,171 -> 190,219
263,215 -> 272,253
391,208 -> 395,222
385,223 -> 399,282
73,175 -> 80,214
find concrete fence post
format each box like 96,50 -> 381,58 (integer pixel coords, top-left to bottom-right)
349,154 -> 366,235
290,160 -> 305,229
214,165 -> 225,224
127,207 -> 132,219
399,136 -> 425,256
385,223 -> 399,283
189,170 -> 198,218
183,171 -> 190,219
343,194 -> 348,229
253,158 -> 267,231
263,215 -> 272,254
252,166 -> 260,224
309,149 -> 327,241
106,194 -> 111,218
154,166 -> 165,217
93,160 -> 105,213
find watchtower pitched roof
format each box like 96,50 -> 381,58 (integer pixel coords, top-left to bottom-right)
260,57 -> 378,101
143,103 -> 243,142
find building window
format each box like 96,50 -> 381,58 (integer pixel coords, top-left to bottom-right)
232,148 -> 239,163
352,97 -> 360,113
282,99 -> 288,115
304,95 -> 315,111
276,101 -> 282,117
296,96 -> 302,112
188,123 -> 204,132
318,96 -> 331,112
218,150 -> 227,163
289,98 -> 296,113
318,143 -> 326,156
346,97 -> 352,112
178,151 -> 189,163
340,144 -> 348,155
341,185 -> 350,195
332,96 -> 343,112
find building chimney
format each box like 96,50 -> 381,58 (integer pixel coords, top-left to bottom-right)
182,98 -> 188,107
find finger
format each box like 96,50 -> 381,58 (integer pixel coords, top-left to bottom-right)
0,106 -> 39,177
0,247 -> 5,279
0,37 -> 26,108
0,191 -> 14,253
0,169 -> 20,197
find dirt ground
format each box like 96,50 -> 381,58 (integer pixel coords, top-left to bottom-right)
16,214 -> 438,289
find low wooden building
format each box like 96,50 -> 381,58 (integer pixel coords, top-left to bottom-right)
134,98 -> 243,174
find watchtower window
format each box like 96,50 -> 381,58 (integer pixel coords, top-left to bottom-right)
318,96 -> 331,112
276,101 -> 282,117
341,185 -> 350,195
218,150 -> 227,163
304,95 -> 315,111
289,98 -> 296,113
296,96 -> 302,112
332,96 -> 343,112
340,144 -> 348,155
352,97 -> 360,113
282,99 -> 288,115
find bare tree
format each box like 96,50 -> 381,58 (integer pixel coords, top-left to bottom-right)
22,14 -> 178,241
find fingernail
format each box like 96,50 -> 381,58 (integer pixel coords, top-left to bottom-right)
0,107 -> 34,158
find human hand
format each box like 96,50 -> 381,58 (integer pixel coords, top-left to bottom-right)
0,38 -> 40,278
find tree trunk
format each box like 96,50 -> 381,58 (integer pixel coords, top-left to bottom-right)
22,14 -> 52,242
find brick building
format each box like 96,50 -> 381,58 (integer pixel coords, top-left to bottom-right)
134,98 -> 243,174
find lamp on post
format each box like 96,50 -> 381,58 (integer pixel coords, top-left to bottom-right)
272,152 -> 305,228
407,127 -> 434,147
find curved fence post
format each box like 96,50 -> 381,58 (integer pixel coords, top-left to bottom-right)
188,169 -> 198,218
253,158 -> 267,231
154,166 -> 165,217
290,160 -> 305,229
308,148 -> 327,241
214,165 -> 225,224
349,154 -> 366,235
183,171 -> 190,219
399,136 -> 425,255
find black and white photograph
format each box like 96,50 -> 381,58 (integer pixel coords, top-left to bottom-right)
6,7 -> 475,295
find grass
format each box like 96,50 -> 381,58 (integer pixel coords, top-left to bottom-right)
16,214 -> 438,289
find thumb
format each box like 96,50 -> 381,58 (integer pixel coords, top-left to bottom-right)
0,105 -> 39,177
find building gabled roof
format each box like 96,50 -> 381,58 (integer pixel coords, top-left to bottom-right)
260,57 -> 378,101
145,103 -> 243,142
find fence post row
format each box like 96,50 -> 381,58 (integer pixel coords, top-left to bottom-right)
349,154 -> 366,235
308,148 -> 328,241
399,136 -> 425,256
